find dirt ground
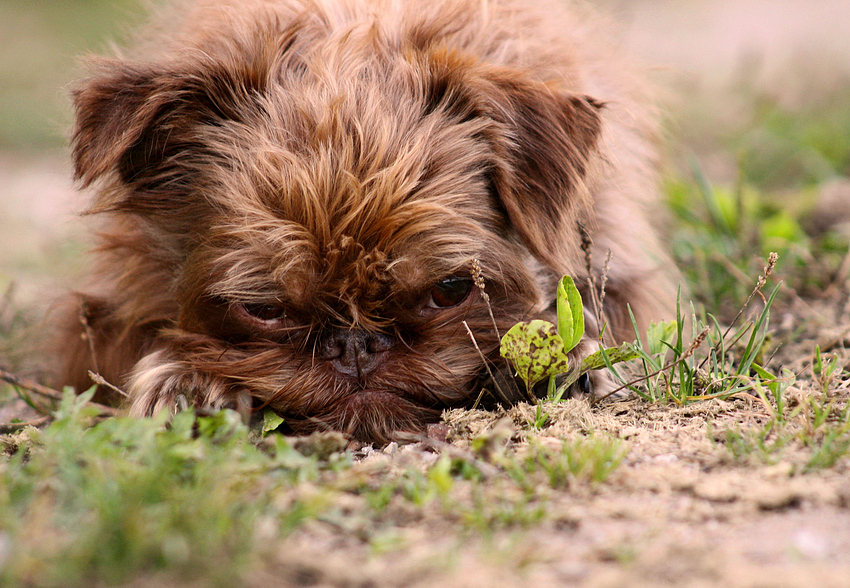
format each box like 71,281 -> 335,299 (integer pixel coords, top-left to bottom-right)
264,394 -> 850,588
2,1 -> 850,586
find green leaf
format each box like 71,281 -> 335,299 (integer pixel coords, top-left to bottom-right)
197,409 -> 245,440
52,386 -> 99,423
579,343 -> 640,373
645,320 -> 677,356
500,319 -> 572,392
556,275 -> 585,352
262,409 -> 285,436
553,342 -> 639,397
750,363 -> 776,381
759,211 -> 806,249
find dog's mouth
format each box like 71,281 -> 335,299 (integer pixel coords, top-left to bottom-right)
343,389 -> 404,406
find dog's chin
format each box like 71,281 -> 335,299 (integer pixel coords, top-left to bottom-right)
343,390 -> 412,410
284,388 -> 443,444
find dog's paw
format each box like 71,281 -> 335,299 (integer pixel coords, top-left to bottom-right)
126,349 -> 242,417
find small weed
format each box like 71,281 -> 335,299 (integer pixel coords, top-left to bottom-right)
531,402 -> 550,430
799,385 -> 850,472
714,349 -> 850,470
598,253 -> 781,406
719,422 -> 791,465
507,435 -> 627,489
813,346 -> 842,397
805,421 -> 850,471
500,275 -> 637,401
718,401 -> 850,472
750,364 -> 795,424
461,487 -> 547,532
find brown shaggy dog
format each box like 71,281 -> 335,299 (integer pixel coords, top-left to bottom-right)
57,0 -> 678,442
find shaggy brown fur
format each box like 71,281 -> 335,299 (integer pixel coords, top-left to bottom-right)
56,0 -> 679,442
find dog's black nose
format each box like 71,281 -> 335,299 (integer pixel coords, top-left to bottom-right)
320,329 -> 395,378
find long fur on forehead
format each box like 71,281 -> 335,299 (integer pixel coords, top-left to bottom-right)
75,0 -> 603,271
215,105 -> 503,245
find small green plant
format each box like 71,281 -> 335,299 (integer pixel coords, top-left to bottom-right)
719,423 -> 791,465
499,275 -> 636,402
598,253 -> 782,405
500,253 -> 785,410
805,418 -> 850,472
714,345 -> 850,470
813,345 -> 841,396
717,395 -> 850,472
461,483 -> 547,532
261,408 -> 286,435
507,435 -> 627,489
750,364 -> 795,424
532,402 -> 550,430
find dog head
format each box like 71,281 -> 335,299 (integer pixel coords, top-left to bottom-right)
71,6 -> 603,442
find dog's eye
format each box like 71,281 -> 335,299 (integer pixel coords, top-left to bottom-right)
427,277 -> 473,309
240,302 -> 287,323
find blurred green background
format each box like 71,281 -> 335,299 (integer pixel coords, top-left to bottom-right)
0,0 -> 144,152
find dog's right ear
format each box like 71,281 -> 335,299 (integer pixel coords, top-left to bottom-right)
72,58 -> 245,217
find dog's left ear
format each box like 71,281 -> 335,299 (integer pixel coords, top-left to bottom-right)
481,73 -> 604,272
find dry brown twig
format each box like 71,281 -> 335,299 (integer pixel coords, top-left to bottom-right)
79,301 -> 100,374
578,223 -> 603,337
1,367 -> 64,402
468,259 -> 524,407
471,259 -> 501,340
87,370 -> 128,398
599,249 -> 613,312
697,252 -> 779,371
463,321 -> 514,408
0,367 -> 120,417
0,416 -> 51,433
578,223 -> 615,346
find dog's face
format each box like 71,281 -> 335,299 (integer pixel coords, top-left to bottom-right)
71,13 -> 602,442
